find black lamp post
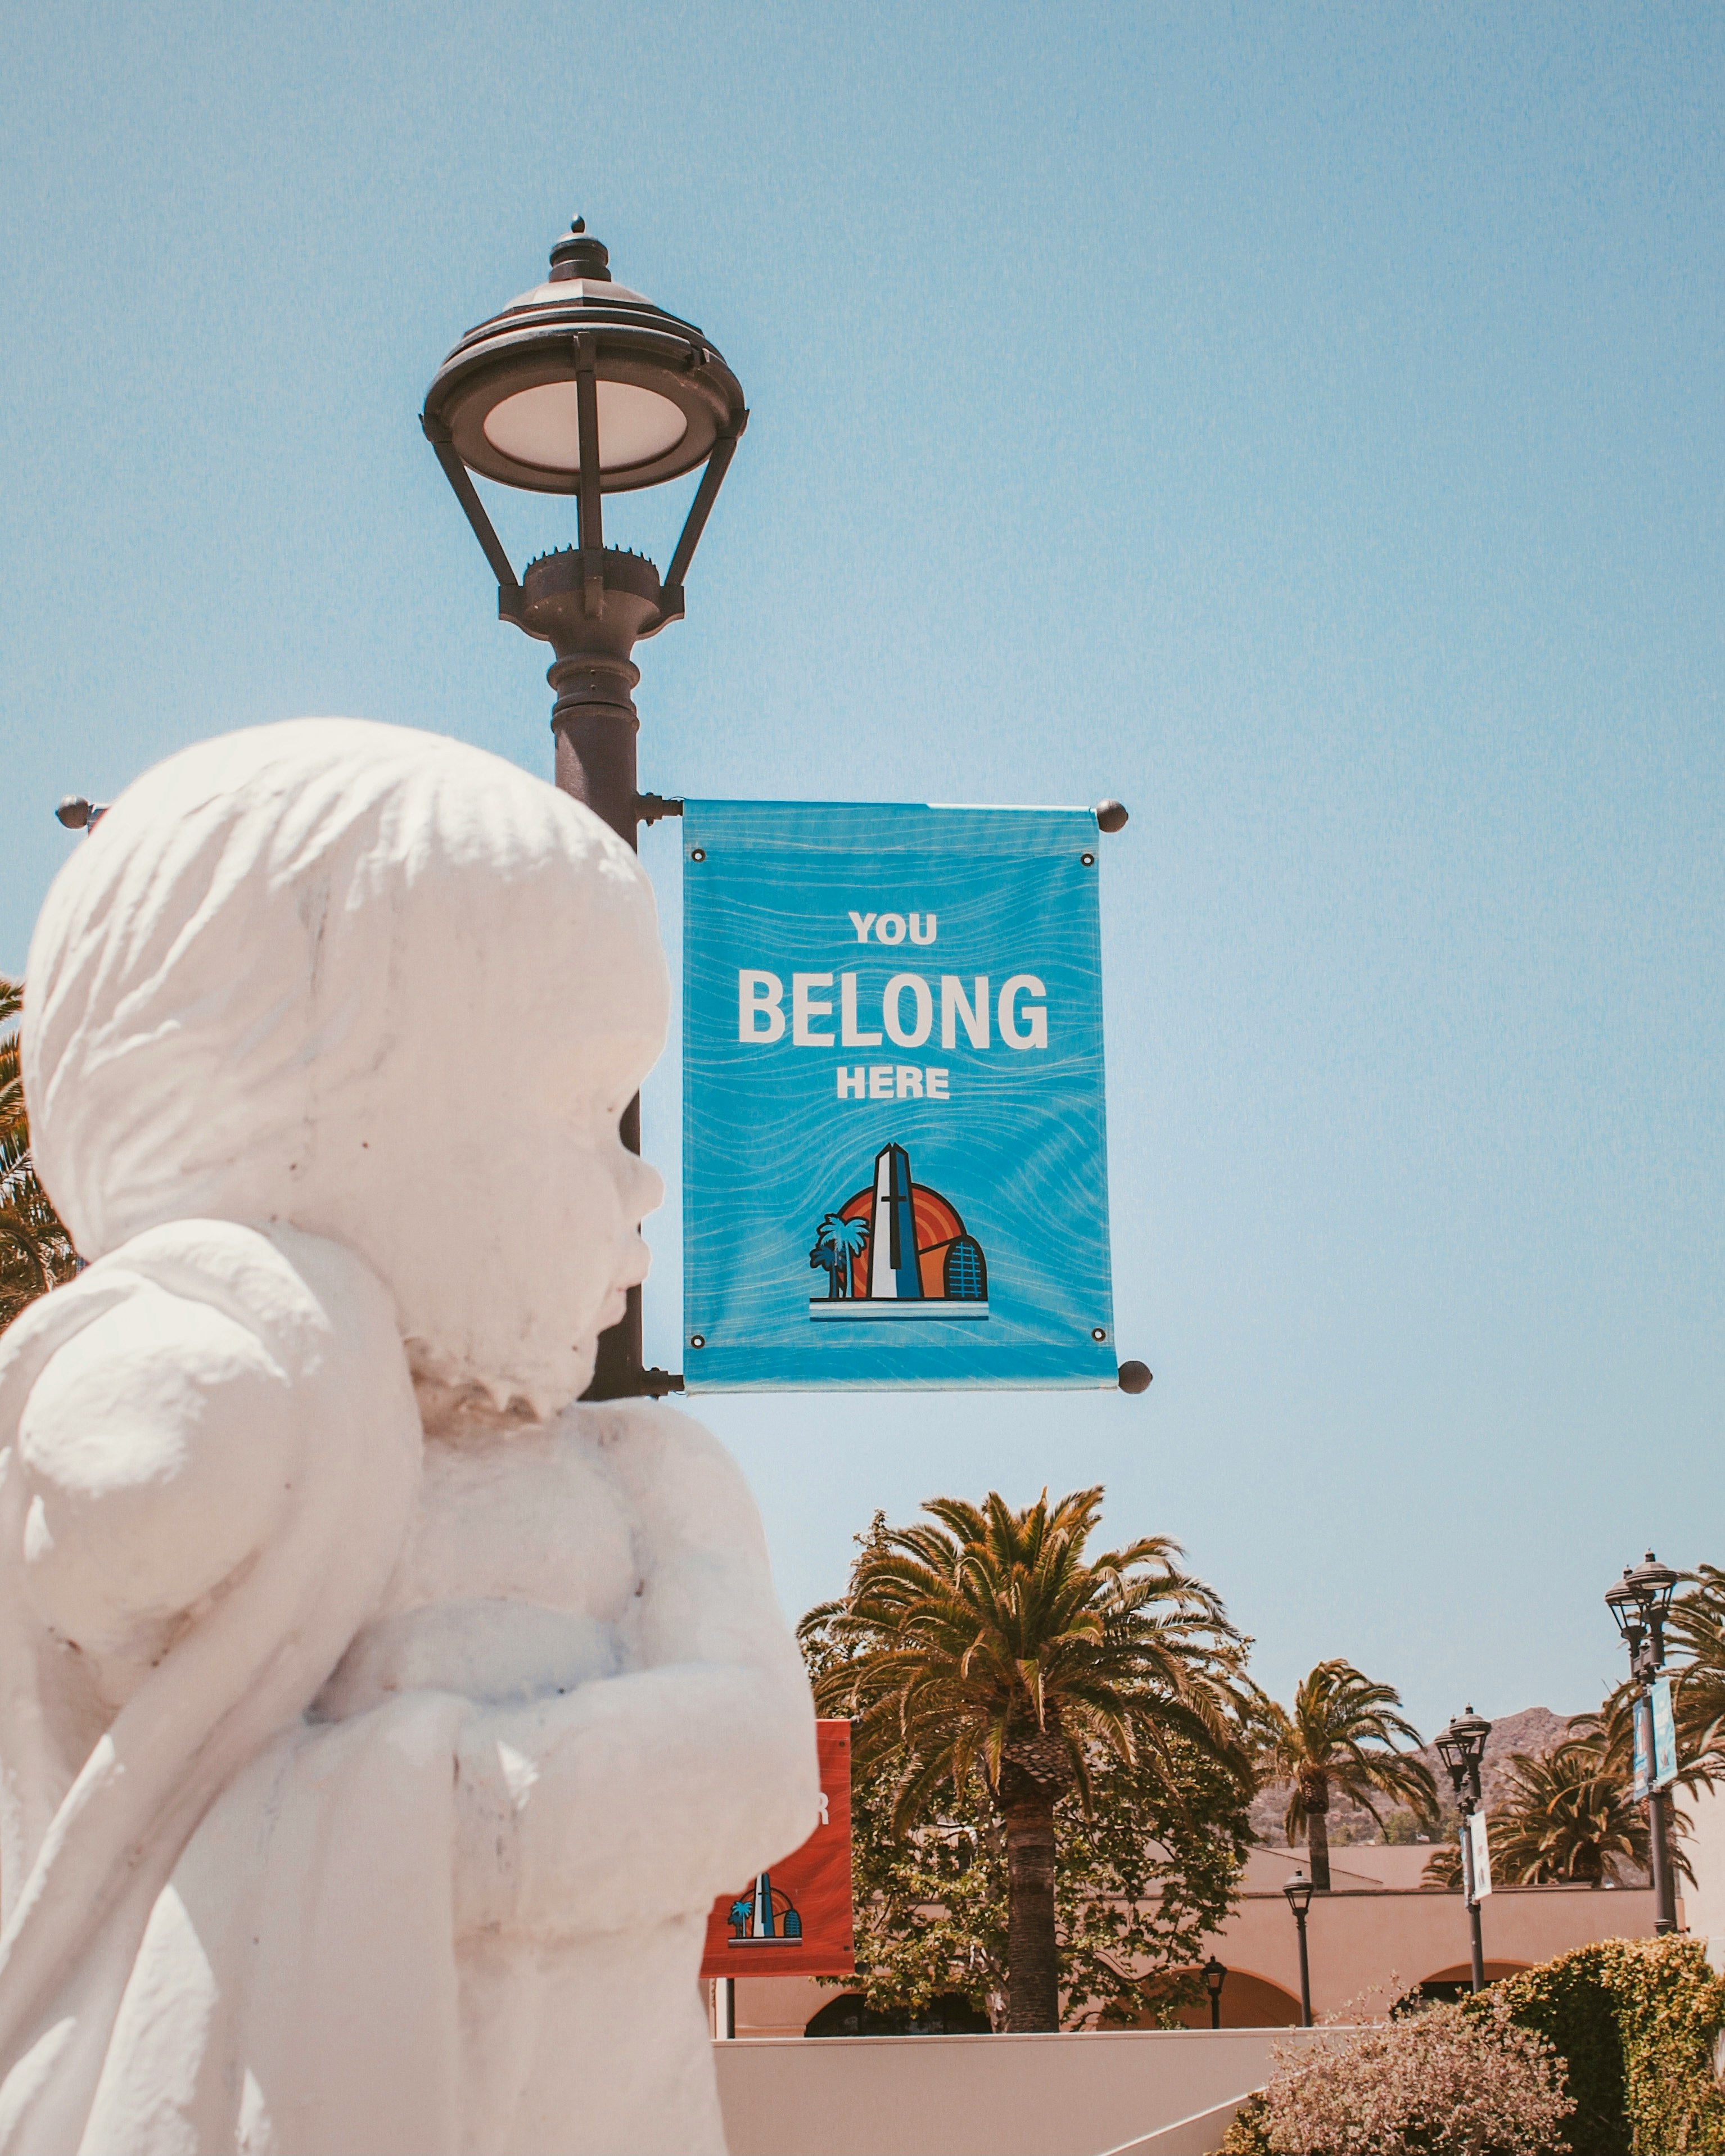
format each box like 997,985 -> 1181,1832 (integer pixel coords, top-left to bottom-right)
1606,1551 -> 1680,1934
1282,1872 -> 1313,2027
1435,1707 -> 1492,1993
1202,1955 -> 1227,2031
422,218 -> 746,1402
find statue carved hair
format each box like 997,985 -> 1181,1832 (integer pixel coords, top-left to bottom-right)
24,719 -> 667,1414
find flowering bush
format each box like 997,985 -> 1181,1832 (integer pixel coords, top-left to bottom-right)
1221,1996 -> 1570,2155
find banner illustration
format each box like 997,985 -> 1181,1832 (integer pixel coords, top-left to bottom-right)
700,1720 -> 855,1979
807,1140 -> 988,1320
682,801 -> 1117,1390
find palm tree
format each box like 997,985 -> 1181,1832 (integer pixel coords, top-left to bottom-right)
0,979 -> 77,1329
1667,1566 -> 1725,1788
1490,1740 -> 1649,1885
1421,1734 -> 1670,1889
1567,1689 -> 1638,1782
1247,1661 -> 1437,1890
814,1212 -> 869,1300
800,1487 -> 1249,2030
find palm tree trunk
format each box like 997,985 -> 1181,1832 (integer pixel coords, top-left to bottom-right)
1307,1796 -> 1331,1892
1003,1787 -> 1060,2029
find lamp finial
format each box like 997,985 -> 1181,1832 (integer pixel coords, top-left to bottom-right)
549,219 -> 609,284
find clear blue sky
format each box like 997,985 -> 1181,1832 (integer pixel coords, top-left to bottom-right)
3,3 -> 1720,1738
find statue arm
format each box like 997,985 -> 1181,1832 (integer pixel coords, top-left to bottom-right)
453,1406 -> 818,1938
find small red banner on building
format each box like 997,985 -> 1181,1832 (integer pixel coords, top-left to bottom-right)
700,1720 -> 855,1978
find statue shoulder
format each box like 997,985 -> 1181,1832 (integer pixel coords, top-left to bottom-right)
1,1219 -> 400,1403
554,1401 -> 765,1549
0,1222 -> 416,1698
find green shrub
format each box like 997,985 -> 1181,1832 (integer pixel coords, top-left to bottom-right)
1217,2091 -> 1271,2153
1213,1938 -> 1725,2156
1478,1936 -> 1725,2156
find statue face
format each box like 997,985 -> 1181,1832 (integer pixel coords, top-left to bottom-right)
381,884 -> 669,1412
25,720 -> 671,1417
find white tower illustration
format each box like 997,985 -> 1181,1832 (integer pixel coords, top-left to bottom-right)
866,1142 -> 922,1301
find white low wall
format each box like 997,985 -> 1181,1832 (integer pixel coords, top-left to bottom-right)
714,2027 -> 1335,2156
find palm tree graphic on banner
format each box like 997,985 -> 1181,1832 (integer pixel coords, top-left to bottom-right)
809,1212 -> 869,1299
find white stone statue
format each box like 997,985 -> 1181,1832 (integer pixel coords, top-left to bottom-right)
0,720 -> 818,2155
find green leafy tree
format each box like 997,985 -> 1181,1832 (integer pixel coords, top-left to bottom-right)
1381,1803 -> 1457,1846
805,1637 -> 1252,2028
800,1488 -> 1250,2030
0,979 -> 78,1329
1247,1660 -> 1437,1891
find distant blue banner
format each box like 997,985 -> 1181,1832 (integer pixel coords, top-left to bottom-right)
1633,1697 -> 1652,1802
681,802 -> 1117,1391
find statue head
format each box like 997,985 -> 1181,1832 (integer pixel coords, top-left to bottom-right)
23,719 -> 667,1414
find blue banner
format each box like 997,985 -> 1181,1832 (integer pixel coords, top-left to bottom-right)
681,802 -> 1117,1391
1651,1675 -> 1678,1791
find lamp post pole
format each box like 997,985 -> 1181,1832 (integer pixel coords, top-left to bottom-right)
1203,1956 -> 1227,2031
1436,1708 -> 1492,1994
422,219 -> 747,1401
1283,1874 -> 1313,2027
1467,1865 -> 1485,1993
1649,1769 -> 1676,1936
1606,1553 -> 1680,1935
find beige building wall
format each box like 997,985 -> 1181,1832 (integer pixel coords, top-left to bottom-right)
1173,1847 -> 1658,2024
1681,1782 -> 1725,1944
715,1842 -> 1661,2039
714,2027 -> 1336,2156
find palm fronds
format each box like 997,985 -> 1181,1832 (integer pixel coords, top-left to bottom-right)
1422,1733 -> 1677,1889
801,1486 -> 1251,1834
1667,1566 -> 1725,1788
1247,1658 -> 1439,1842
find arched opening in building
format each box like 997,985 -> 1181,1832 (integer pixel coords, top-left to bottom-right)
1130,1969 -> 1305,2030
804,1992 -> 992,2037
1393,1961 -> 1533,2012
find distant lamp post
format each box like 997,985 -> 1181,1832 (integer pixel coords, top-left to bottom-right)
1202,1955 -> 1228,2031
1435,1707 -> 1492,1993
1607,1551 -> 1681,1934
422,216 -> 746,1403
1283,1872 -> 1314,2027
